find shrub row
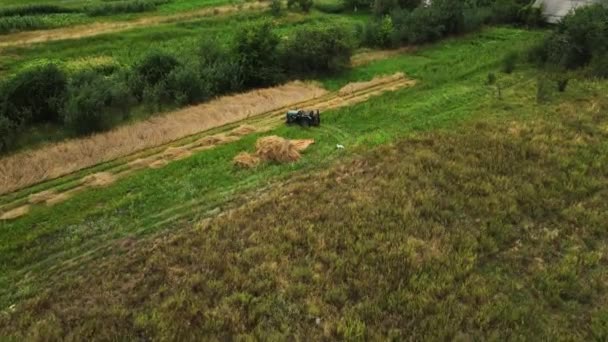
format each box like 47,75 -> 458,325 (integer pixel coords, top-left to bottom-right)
361,0 -> 543,48
528,3 -> 608,78
0,22 -> 355,152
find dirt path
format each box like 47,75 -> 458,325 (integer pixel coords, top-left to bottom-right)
0,74 -> 416,220
0,2 -> 269,49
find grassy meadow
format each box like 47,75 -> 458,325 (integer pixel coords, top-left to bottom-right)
1,0 -> 607,337
4,25 -> 607,339
0,0 -> 236,34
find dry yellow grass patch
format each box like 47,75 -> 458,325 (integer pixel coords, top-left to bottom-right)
229,125 -> 258,137
338,72 -> 406,96
28,190 -> 57,204
82,172 -> 116,187
350,47 -> 414,67
233,136 -> 315,168
0,81 -> 326,195
0,205 -> 30,221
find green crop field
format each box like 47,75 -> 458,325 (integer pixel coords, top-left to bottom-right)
1,0 -> 607,339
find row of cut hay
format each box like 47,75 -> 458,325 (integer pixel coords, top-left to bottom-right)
0,82 -> 326,195
338,72 -> 405,96
233,136 -> 315,168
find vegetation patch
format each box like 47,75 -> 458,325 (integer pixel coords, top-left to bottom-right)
1,76 -> 606,339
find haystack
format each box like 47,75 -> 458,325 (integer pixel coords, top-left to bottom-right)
229,125 -> 257,136
233,152 -> 261,168
255,136 -> 301,163
233,136 -> 315,168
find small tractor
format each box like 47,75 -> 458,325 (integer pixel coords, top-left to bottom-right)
286,109 -> 321,127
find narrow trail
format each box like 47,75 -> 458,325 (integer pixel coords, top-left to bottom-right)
0,2 -> 269,49
0,74 -> 416,221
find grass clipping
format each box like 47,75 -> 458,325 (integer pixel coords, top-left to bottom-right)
233,136 -> 315,168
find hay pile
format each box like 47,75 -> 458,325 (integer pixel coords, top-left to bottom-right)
229,125 -> 257,136
233,136 -> 315,168
233,152 -> 261,168
338,72 -> 405,96
28,190 -> 57,204
82,172 -> 116,187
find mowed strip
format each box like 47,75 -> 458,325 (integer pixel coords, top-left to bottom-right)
0,74 -> 415,220
0,1 -> 269,49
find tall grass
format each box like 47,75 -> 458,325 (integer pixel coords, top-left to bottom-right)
0,16 -> 46,34
0,4 -> 76,17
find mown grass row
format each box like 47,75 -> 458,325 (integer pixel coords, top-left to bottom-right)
0,27 -> 544,311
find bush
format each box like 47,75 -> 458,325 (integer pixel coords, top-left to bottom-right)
270,0 -> 282,16
131,51 -> 181,100
0,115 -> 16,152
372,0 -> 398,16
532,3 -> 608,76
502,51 -> 518,74
313,0 -> 345,13
0,64 -> 67,124
233,21 -> 283,88
63,71 -> 133,135
166,64 -> 211,105
363,15 -> 394,48
287,0 -> 313,12
590,53 -> 608,79
281,24 -> 355,74
391,7 -> 443,44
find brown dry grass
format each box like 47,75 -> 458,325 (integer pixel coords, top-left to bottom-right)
338,72 -> 406,96
0,81 -> 326,195
234,136 -> 315,168
0,2 -> 270,49
82,172 -> 116,187
255,136 -> 302,163
350,47 -> 414,67
233,152 -> 261,168
229,125 -> 258,136
27,189 -> 57,204
0,205 -> 29,220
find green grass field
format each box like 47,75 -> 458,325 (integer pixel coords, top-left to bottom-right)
4,25 -> 607,339
0,0 -> 237,34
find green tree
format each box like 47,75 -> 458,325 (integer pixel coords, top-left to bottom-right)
233,21 -> 283,87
